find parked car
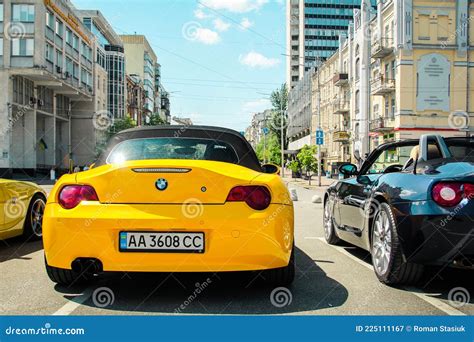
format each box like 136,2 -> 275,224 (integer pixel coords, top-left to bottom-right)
0,179 -> 47,240
323,135 -> 474,285
43,126 -> 294,286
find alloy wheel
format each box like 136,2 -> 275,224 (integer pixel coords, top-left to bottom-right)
372,210 -> 392,276
30,198 -> 45,237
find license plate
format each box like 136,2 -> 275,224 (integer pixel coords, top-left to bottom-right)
119,232 -> 205,253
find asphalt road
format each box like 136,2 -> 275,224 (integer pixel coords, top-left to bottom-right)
0,184 -> 472,315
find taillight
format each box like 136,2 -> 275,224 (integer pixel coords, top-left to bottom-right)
432,182 -> 472,207
58,185 -> 99,209
226,186 -> 271,210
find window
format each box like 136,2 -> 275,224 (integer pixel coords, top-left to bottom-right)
55,19 -> 63,36
12,4 -> 35,22
66,28 -> 73,45
11,38 -> 34,56
391,98 -> 396,118
0,38 -> 3,56
46,10 -> 54,28
0,4 -> 4,22
72,34 -> 79,50
385,97 -> 389,117
66,57 -> 73,75
45,43 -> 53,62
73,62 -> 79,79
355,58 -> 360,80
56,50 -> 63,68
355,90 -> 360,113
391,60 -> 396,79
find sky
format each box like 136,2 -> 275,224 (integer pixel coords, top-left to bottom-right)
73,0 -> 286,132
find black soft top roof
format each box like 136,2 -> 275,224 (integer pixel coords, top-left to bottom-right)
95,125 -> 263,172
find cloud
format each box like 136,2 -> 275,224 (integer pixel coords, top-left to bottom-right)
194,8 -> 212,19
242,98 -> 271,113
194,28 -> 221,45
199,0 -> 268,13
240,17 -> 253,30
239,51 -> 280,68
213,18 -> 231,32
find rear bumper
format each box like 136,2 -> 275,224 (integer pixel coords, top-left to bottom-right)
43,202 -> 294,272
393,199 -> 474,266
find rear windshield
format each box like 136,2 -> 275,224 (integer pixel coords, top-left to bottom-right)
107,138 -> 239,164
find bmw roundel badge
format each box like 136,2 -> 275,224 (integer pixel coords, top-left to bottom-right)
155,178 -> 168,191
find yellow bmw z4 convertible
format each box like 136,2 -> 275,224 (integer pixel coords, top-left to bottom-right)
43,126 -> 294,286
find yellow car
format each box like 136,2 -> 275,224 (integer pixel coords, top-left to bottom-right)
0,179 -> 47,240
43,126 -> 294,286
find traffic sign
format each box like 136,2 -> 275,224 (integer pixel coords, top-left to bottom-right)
316,137 -> 324,145
316,130 -> 324,139
262,127 -> 270,135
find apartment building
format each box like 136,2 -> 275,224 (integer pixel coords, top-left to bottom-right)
0,0 -> 97,177
311,0 -> 474,174
120,34 -> 156,125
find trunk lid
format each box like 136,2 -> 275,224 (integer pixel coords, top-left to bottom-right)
76,160 -> 261,204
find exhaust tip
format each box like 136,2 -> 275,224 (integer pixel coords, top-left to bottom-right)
71,258 -> 103,275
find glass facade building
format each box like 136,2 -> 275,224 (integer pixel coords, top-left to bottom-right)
105,45 -> 126,118
287,0 -> 376,88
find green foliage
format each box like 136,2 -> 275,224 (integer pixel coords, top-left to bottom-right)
107,116 -> 136,139
288,160 -> 300,173
269,83 -> 289,151
255,133 -> 282,165
146,113 -> 166,126
297,145 -> 318,174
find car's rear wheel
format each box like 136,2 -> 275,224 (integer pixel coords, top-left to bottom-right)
324,198 -> 340,245
262,248 -> 295,286
371,203 -> 424,285
45,258 -> 85,286
23,194 -> 46,240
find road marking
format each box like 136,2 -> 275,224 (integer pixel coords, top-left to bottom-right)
316,238 -> 466,316
53,287 -> 93,316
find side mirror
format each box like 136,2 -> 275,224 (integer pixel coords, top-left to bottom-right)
356,175 -> 373,186
339,163 -> 358,176
262,163 -> 280,175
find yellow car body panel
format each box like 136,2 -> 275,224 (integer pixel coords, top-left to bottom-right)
43,160 -> 294,272
0,179 -> 46,240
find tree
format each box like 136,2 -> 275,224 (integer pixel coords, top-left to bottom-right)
297,145 -> 318,185
269,83 -> 289,151
146,113 -> 166,126
255,132 -> 282,165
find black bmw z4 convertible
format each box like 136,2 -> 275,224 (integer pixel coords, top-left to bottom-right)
323,134 -> 473,285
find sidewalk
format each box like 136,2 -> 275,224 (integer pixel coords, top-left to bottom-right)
281,172 -> 335,191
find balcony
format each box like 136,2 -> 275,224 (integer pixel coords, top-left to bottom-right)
333,131 -> 350,143
371,38 -> 394,59
333,100 -> 350,115
369,117 -> 395,133
371,75 -> 395,96
333,73 -> 349,87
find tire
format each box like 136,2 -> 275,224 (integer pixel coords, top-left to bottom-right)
23,194 -> 46,240
371,202 -> 424,285
324,198 -> 340,245
262,248 -> 295,286
45,257 -> 84,286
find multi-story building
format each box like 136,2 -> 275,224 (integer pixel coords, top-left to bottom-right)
287,69 -> 313,151
286,0 -> 376,88
154,62 -> 171,124
0,0 -> 97,177
76,9 -> 125,119
311,0 -> 474,174
245,110 -> 271,149
120,34 -> 156,124
126,73 -> 145,125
